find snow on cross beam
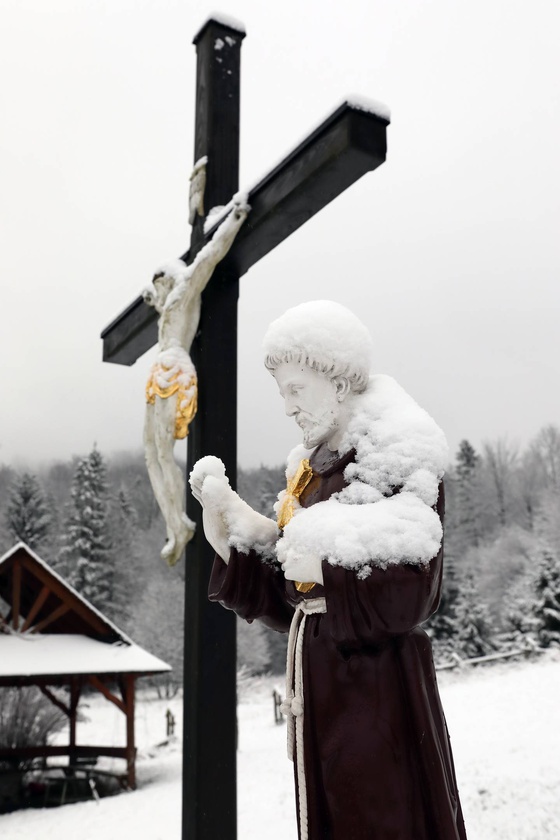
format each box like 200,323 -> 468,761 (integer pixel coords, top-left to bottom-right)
100,101 -> 389,366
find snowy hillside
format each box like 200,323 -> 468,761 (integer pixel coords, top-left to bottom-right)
2,653 -> 559,839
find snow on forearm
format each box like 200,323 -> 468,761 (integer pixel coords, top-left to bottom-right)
277,493 -> 443,577
202,476 -> 279,562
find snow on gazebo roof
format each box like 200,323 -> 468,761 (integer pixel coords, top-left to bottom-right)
0,542 -> 170,682
0,634 -> 170,681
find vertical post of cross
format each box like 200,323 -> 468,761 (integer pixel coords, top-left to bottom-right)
182,17 -> 245,840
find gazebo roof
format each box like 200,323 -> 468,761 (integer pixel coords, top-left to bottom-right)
0,634 -> 169,684
0,542 -> 170,685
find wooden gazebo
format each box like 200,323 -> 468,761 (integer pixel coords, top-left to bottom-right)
0,542 -> 170,790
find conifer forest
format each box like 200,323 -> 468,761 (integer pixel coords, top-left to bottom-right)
1,426 -> 559,684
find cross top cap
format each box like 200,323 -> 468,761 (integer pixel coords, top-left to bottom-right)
193,12 -> 247,44
263,300 -> 373,394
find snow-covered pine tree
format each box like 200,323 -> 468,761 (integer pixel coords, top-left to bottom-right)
130,571 -> 184,698
501,573 -> 540,646
454,440 -> 481,550
57,448 -> 114,615
238,464 -> 285,516
104,485 -> 140,627
4,472 -> 52,551
424,545 -> 462,662
454,573 -> 497,658
534,545 -> 560,647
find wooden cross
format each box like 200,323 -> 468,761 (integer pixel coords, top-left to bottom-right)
101,15 -> 389,840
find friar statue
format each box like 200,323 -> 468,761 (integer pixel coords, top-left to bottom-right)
189,300 -> 468,840
143,185 -> 249,567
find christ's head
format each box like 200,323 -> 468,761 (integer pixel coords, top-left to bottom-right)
263,301 -> 373,450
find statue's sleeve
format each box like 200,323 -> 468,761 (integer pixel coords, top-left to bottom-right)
322,547 -> 443,651
320,484 -> 445,650
208,549 -> 294,633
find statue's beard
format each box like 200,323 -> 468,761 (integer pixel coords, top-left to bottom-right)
296,410 -> 338,449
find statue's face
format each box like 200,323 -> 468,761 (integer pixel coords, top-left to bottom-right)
273,360 -> 346,450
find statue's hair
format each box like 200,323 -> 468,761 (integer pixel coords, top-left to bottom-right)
263,300 -> 373,394
264,349 -> 368,393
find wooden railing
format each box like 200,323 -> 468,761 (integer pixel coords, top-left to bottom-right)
0,745 -> 130,761
435,642 -> 546,671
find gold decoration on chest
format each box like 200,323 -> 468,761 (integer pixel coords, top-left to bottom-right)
277,459 -> 316,594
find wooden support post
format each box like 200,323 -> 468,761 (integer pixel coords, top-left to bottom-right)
124,675 -> 136,790
69,680 -> 81,762
12,560 -> 21,631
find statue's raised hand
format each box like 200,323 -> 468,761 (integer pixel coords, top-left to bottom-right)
189,456 -> 230,506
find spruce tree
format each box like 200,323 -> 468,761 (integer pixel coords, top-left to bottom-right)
454,440 -> 480,549
534,545 -> 560,646
454,573 -> 496,658
427,553 -> 462,656
57,448 -> 114,615
105,485 -> 139,626
4,472 -> 52,551
502,574 -> 539,646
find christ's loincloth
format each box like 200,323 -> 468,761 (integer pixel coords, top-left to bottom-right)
146,363 -> 198,439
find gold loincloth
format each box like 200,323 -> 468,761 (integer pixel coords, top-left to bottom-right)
146,365 -> 198,440
277,458 -> 316,593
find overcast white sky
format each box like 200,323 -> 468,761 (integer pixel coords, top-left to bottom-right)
1,0 -> 559,471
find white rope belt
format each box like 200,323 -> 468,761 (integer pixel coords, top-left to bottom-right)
281,596 -> 327,840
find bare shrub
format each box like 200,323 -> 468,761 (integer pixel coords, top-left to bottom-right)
0,687 -> 67,771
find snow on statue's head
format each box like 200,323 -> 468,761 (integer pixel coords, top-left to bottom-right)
263,300 -> 372,390
263,301 -> 373,449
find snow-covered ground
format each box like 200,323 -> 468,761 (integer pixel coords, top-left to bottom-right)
2,652 -> 559,839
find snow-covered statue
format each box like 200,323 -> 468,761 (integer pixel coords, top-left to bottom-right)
189,301 -> 467,840
143,177 -> 249,567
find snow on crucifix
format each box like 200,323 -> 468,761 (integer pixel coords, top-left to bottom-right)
142,163 -> 249,567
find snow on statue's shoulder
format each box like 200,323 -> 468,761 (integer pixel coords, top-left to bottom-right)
276,373 -> 448,575
339,374 -> 449,505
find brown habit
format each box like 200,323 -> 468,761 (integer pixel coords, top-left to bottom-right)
209,443 -> 468,840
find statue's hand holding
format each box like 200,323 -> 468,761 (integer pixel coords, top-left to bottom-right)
189,456 -> 229,507
189,457 -> 232,562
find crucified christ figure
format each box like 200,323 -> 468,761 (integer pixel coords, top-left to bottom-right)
143,186 -> 249,566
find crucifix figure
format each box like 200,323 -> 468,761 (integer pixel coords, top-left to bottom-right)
101,14 -> 390,840
143,189 -> 249,567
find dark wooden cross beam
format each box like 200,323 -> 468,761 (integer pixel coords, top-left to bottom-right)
101,16 -> 389,840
